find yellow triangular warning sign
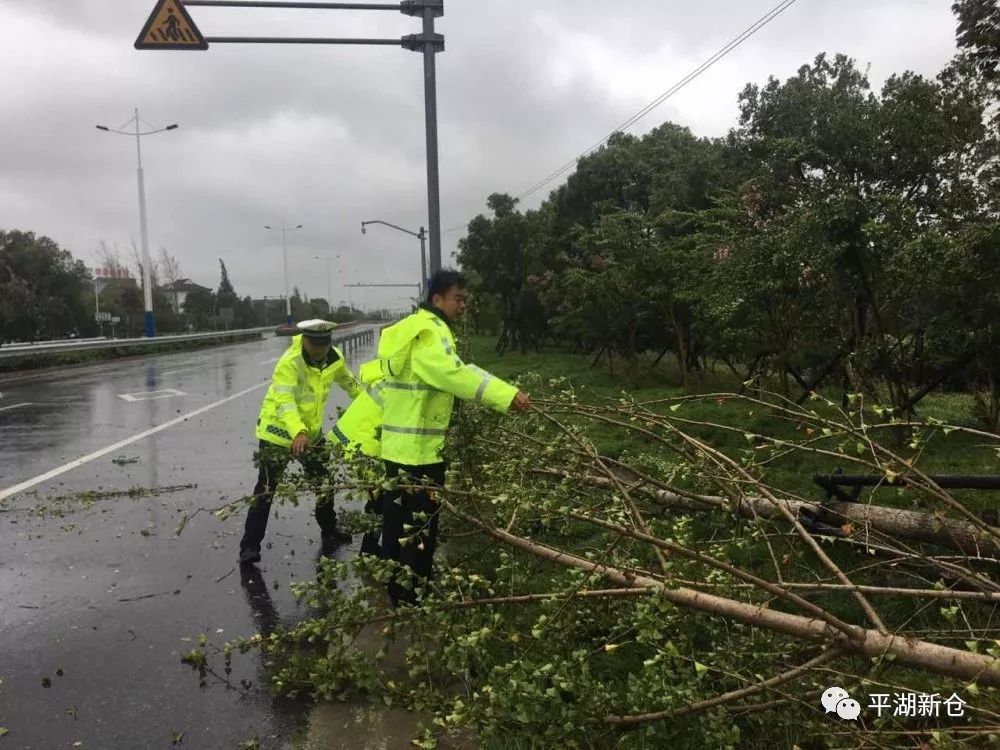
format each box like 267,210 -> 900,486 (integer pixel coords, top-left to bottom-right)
135,0 -> 208,50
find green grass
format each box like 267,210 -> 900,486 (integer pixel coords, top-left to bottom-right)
467,336 -> 1000,512
436,337 -> 1000,747
463,337 -> 1000,690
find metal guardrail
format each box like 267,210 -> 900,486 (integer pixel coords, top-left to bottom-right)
0,320 -> 380,363
330,325 -> 377,353
1,337 -> 108,350
0,327 -> 274,361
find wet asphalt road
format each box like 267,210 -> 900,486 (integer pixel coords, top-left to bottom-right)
0,330 -> 378,749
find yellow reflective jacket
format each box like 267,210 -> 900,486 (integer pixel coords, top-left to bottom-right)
378,305 -> 518,465
327,359 -> 384,459
256,335 -> 361,448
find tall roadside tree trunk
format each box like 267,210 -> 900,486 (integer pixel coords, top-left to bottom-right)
972,368 -> 1000,433
627,321 -> 639,382
671,302 -> 689,391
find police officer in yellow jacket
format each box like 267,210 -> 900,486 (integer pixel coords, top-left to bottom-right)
239,319 -> 361,565
377,270 -> 531,605
327,358 -> 385,555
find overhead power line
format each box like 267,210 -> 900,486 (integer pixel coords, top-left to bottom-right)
516,0 -> 799,201
443,0 -> 798,235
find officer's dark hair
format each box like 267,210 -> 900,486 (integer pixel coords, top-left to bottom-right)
427,269 -> 466,303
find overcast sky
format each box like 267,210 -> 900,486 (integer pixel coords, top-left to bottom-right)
0,0 -> 957,311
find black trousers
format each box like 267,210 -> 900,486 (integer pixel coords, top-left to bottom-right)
240,439 -> 338,551
359,490 -> 383,556
379,461 -> 446,606
335,448 -> 383,556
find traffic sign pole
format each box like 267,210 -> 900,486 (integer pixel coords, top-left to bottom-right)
414,1 -> 442,277
136,0 -> 446,276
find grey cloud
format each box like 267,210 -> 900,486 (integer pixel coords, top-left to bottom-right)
0,0 -> 958,309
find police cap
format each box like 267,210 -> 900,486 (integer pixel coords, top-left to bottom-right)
296,319 -> 337,341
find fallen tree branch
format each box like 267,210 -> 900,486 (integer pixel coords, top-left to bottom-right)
536,468 -> 1000,559
606,648 -> 842,725
535,402 -> 891,632
568,510 -> 862,640
674,580 -> 1000,602
534,407 -> 672,575
441,498 -> 1000,686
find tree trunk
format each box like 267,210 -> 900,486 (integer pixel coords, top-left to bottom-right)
779,359 -> 790,397
627,324 -> 639,382
901,351 -> 974,414
540,470 -> 1000,558
671,306 -> 689,391
443,500 -> 1000,687
972,369 -> 1000,434
790,351 -> 843,405
651,346 -> 671,370
914,329 -> 925,387
590,347 -> 606,369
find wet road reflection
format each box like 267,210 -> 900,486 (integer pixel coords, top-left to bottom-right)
0,329 -> 386,749
241,564 -> 281,637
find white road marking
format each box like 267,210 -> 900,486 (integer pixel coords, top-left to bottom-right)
0,381 -> 268,502
118,388 -> 187,402
0,402 -> 35,413
160,360 -> 207,377
258,356 -> 281,365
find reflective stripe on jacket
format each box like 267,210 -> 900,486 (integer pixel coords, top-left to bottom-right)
377,306 -> 518,465
326,358 -> 384,459
256,335 -> 361,448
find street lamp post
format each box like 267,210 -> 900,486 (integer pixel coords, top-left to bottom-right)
361,219 -> 428,295
96,109 -> 179,338
265,222 -> 303,325
314,255 -> 333,314
335,254 -> 342,312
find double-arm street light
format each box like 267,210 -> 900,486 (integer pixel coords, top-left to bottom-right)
96,109 -> 179,338
361,220 -> 427,295
265,222 -> 303,325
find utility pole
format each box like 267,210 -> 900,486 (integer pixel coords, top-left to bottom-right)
407,0 -> 443,276
265,222 -> 303,325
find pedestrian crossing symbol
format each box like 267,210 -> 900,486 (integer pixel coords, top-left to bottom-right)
135,0 -> 208,50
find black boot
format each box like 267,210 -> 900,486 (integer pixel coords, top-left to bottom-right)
321,527 -> 352,545
359,532 -> 381,557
